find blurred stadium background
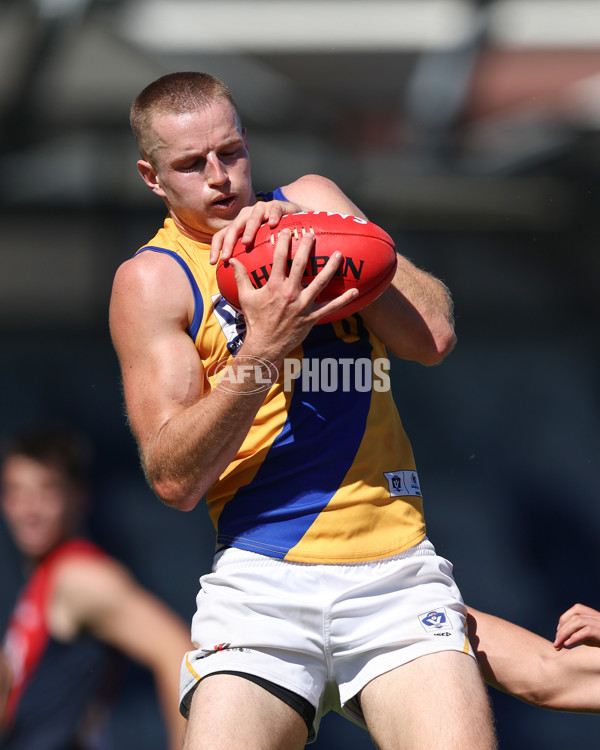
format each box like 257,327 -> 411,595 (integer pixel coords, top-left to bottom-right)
1,0 -> 599,747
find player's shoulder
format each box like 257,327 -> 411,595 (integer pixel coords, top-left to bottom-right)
113,245 -> 186,290
51,553 -> 133,615
281,174 -> 366,219
49,554 -> 136,641
281,173 -> 339,198
110,246 -> 193,323
53,551 -> 130,595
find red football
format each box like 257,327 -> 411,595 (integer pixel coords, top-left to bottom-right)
215,211 -> 397,324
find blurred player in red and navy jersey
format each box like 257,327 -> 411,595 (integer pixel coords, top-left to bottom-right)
0,423 -> 191,750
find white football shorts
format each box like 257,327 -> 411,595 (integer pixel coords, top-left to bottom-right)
180,537 -> 473,742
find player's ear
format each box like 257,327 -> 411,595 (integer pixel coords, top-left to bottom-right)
137,159 -> 164,196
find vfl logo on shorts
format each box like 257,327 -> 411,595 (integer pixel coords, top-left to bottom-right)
419,608 -> 453,633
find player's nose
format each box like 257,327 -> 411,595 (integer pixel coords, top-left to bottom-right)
206,154 -> 227,185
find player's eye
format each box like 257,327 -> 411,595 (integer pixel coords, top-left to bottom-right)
220,145 -> 242,159
176,155 -> 206,172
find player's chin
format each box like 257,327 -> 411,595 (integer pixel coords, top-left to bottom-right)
18,532 -> 58,559
204,217 -> 236,240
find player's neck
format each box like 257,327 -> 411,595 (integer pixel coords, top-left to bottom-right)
170,215 -> 213,246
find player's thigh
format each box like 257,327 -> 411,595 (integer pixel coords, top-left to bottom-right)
359,650 -> 496,750
183,673 -> 308,750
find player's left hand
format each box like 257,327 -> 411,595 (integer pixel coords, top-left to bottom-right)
209,200 -> 302,264
554,603 -> 600,649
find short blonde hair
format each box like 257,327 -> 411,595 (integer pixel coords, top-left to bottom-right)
130,72 -> 239,160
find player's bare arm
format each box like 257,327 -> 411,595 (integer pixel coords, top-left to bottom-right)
468,607 -> 600,713
359,259 -> 456,365
284,175 -> 456,364
110,248 -> 275,508
48,554 -> 191,750
110,231 -> 356,509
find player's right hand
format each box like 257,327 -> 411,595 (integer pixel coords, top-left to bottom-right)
210,200 -> 301,265
230,229 -> 358,363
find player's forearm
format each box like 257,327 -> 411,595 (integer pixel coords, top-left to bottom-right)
153,666 -> 187,750
145,631 -> 189,749
361,257 -> 456,364
480,639 -> 600,712
141,351 -> 277,509
466,608 -> 597,710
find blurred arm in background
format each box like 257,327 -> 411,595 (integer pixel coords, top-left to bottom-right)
468,604 -> 600,713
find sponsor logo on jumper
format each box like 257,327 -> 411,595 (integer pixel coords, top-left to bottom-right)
384,471 -> 422,497
419,608 -> 453,633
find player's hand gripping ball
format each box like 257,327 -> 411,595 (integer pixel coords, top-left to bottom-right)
216,211 -> 397,324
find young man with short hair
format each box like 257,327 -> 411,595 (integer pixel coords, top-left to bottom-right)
110,71 -> 497,750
